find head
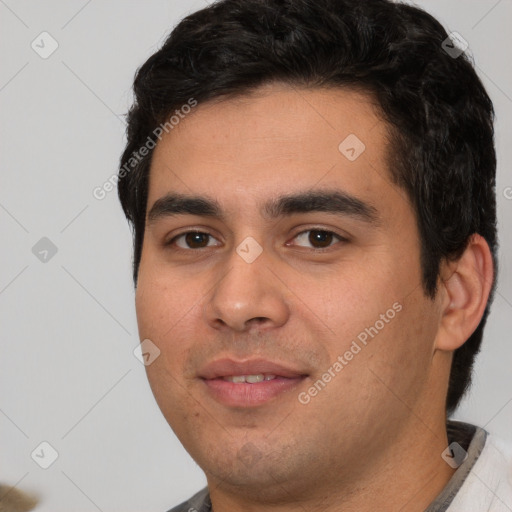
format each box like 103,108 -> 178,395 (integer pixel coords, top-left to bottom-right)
118,0 -> 497,501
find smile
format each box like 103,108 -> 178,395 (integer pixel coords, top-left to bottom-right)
199,358 -> 308,407
222,374 -> 277,383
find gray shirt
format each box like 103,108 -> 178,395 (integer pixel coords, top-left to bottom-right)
167,420 -> 487,512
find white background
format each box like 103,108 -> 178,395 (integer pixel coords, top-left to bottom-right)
1,1 -> 511,511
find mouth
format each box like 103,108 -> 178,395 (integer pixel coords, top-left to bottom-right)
221,374 -> 278,383
199,359 -> 308,407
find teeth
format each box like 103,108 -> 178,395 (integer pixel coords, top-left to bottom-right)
246,374 -> 264,383
228,375 -> 247,383
223,374 -> 277,383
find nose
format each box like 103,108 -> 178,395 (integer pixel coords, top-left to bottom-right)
204,244 -> 290,332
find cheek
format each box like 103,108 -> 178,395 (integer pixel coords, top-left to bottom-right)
135,268 -> 200,374
295,250 -> 429,388
362,289 -> 440,412
136,255 -> 233,369
136,258 -> 194,333
135,279 -> 169,338
290,261 -> 401,346
135,273 -> 198,410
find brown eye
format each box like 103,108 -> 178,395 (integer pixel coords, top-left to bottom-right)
292,229 -> 344,249
173,232 -> 218,249
308,230 -> 334,248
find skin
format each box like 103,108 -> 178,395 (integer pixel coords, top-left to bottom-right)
135,84 -> 493,511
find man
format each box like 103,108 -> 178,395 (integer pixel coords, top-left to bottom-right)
117,0 -> 511,510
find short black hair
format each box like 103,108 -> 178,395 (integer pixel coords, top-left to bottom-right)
118,0 -> 498,415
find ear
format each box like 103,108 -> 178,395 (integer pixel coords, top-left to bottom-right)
435,234 -> 494,352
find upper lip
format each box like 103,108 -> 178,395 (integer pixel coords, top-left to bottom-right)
198,358 -> 308,379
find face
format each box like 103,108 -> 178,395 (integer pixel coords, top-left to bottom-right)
136,84 -> 445,500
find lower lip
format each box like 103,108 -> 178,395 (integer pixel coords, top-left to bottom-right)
202,377 -> 305,407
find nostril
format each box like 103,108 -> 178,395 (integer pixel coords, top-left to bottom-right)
248,317 -> 270,325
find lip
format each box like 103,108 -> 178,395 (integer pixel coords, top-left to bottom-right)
199,358 -> 306,380
199,358 -> 308,408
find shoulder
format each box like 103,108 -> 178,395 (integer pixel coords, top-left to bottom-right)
165,487 -> 211,512
449,433 -> 512,511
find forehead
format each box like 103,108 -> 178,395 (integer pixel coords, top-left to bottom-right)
148,84 -> 397,212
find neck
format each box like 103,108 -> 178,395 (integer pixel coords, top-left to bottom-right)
207,415 -> 456,512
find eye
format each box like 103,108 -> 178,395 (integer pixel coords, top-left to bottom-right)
291,229 -> 345,249
171,231 -> 220,249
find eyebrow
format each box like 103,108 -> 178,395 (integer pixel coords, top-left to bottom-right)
147,190 -> 380,226
148,194 -> 222,223
264,190 -> 379,224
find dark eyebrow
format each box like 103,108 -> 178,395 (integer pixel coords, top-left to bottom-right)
264,190 -> 380,225
147,193 -> 222,224
147,189 -> 380,226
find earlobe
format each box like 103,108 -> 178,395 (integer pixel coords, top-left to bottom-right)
434,234 -> 494,352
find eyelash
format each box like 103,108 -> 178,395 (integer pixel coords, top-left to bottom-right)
166,228 -> 347,251
169,231 -> 220,250
289,229 -> 346,250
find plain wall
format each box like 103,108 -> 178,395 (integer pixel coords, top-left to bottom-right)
1,1 -> 511,510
